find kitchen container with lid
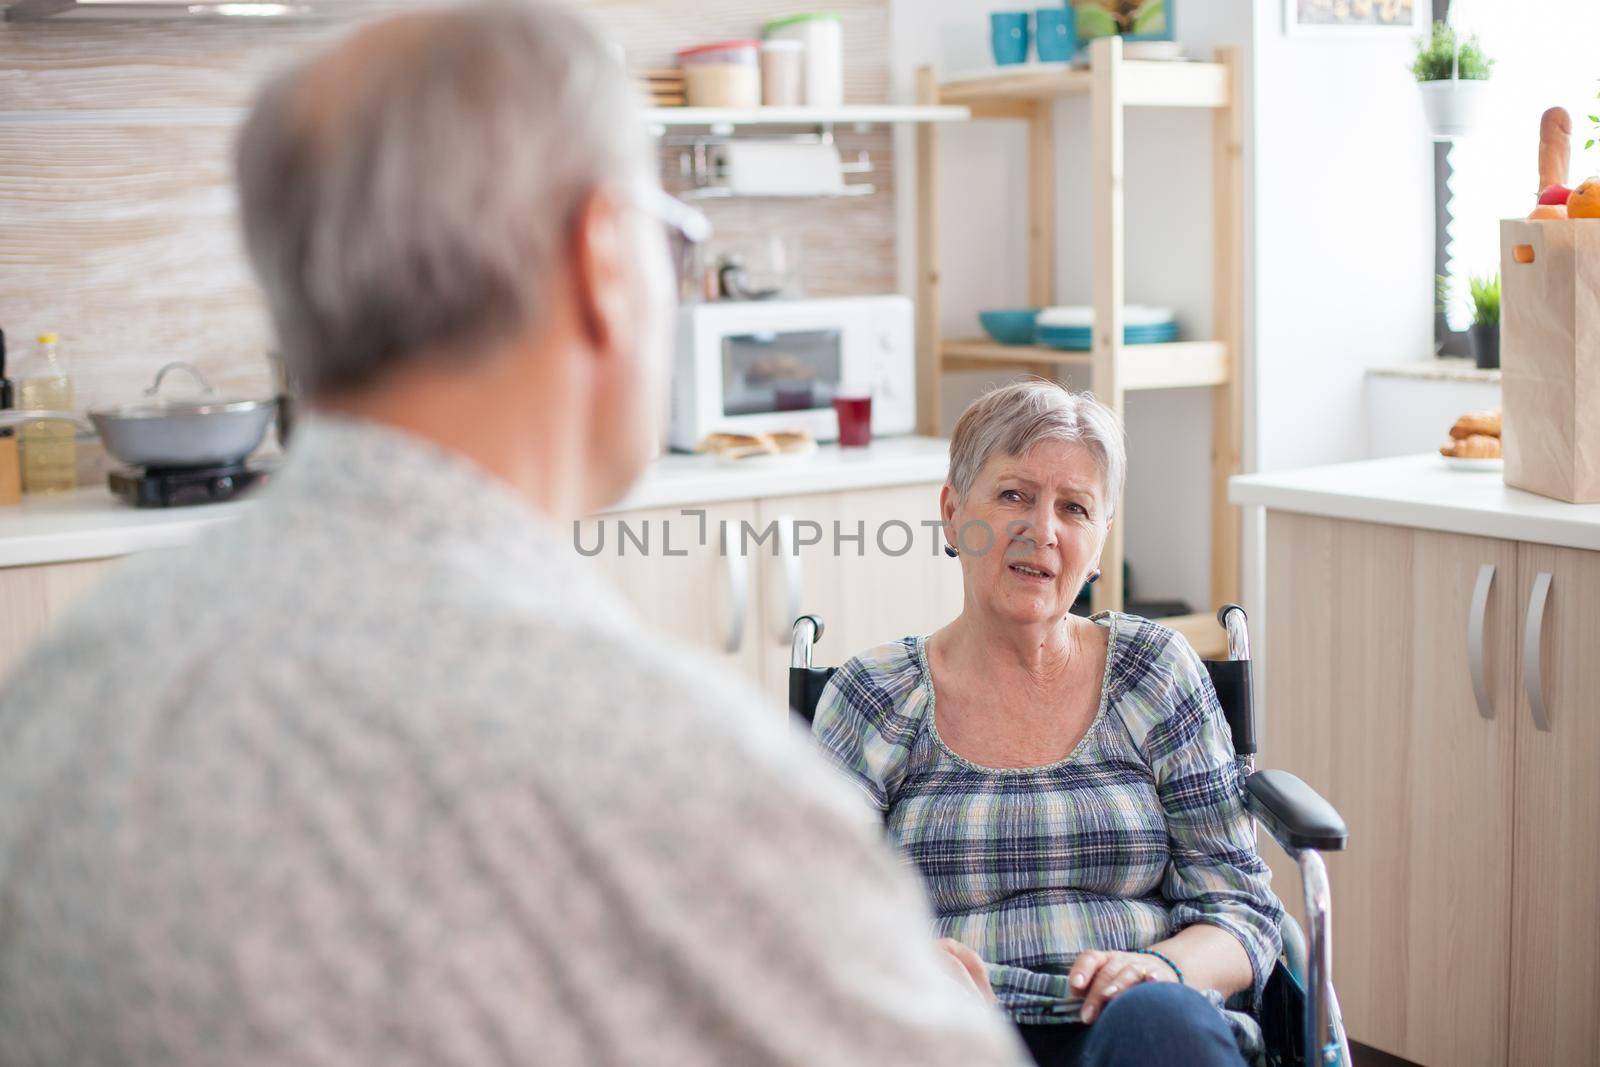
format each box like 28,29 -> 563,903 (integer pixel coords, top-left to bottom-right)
764,13 -> 842,107
678,40 -> 761,109
759,38 -> 804,107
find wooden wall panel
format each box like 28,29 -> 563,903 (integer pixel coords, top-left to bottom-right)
0,0 -> 896,476
0,122 -> 274,414
0,22 -> 340,110
660,126 -> 898,299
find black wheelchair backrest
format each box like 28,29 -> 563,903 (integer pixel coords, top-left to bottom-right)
790,666 -> 836,727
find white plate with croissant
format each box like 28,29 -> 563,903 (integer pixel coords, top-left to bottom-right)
697,430 -> 818,467
1438,409 -> 1503,470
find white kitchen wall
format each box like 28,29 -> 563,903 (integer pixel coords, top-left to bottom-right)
1249,1 -> 1434,473
1243,0 -> 1435,616
888,1 -> 1253,615
1366,373 -> 1500,456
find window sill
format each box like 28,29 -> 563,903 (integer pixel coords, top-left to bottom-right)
1367,357 -> 1499,385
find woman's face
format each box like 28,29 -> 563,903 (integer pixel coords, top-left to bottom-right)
941,439 -> 1112,628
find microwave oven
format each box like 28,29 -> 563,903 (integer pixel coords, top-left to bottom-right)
668,295 -> 915,452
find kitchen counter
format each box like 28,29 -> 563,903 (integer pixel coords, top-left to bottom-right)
0,488 -> 252,569
1230,453 -> 1600,552
0,435 -> 953,568
599,434 -> 951,514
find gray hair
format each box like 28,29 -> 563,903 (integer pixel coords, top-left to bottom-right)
947,380 -> 1127,517
236,0 -> 652,395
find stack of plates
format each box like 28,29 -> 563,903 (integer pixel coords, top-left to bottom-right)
1035,306 -> 1178,350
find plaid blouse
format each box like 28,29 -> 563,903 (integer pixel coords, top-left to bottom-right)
812,612 -> 1283,1046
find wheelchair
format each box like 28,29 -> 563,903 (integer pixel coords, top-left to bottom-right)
789,605 -> 1352,1067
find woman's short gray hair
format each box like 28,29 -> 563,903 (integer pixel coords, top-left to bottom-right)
235,0 -> 651,395
947,380 -> 1127,517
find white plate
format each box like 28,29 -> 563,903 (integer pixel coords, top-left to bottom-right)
1440,455 -> 1503,472
711,445 -> 818,468
1036,304 -> 1176,329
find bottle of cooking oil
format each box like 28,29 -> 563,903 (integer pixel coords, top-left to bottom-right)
17,332 -> 76,495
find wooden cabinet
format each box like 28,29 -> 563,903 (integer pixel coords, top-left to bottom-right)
750,485 -> 963,706
580,482 -> 960,708
1264,513 -> 1600,1067
576,501 -> 764,682
0,557 -> 117,683
1509,544 -> 1600,1064
0,483 -> 960,706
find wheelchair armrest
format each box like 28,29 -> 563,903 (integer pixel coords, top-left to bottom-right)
1245,769 -> 1348,853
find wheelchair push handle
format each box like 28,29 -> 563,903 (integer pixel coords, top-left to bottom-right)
1217,603 -> 1251,662
790,614 -> 825,669
789,615 -> 836,725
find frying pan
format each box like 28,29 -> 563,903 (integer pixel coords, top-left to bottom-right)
88,362 -> 276,469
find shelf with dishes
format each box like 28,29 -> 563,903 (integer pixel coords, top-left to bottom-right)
938,59 -> 1228,111
943,304 -> 1229,390
940,339 -> 1229,391
644,105 -> 969,130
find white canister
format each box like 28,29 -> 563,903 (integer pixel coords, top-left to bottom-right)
764,12 -> 842,108
759,38 -> 804,107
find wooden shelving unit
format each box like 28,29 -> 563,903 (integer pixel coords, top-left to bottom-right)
916,37 -> 1244,657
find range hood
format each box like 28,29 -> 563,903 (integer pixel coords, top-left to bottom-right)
5,0 -> 356,19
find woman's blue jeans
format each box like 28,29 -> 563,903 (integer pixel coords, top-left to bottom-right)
1016,983 -> 1246,1067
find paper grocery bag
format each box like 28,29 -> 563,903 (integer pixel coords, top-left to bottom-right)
1500,219 -> 1600,504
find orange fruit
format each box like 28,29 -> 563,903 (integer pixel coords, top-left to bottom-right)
1529,203 -> 1569,220
1568,179 -> 1600,219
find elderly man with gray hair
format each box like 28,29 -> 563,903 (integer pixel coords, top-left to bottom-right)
0,4 -> 1027,1065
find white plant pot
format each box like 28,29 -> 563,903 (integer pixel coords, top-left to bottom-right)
1418,79 -> 1490,141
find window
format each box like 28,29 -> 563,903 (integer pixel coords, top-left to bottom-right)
1434,1 -> 1600,349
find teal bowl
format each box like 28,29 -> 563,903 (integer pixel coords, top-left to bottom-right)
979,309 -> 1040,346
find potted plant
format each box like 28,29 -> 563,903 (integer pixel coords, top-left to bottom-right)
1467,272 -> 1500,369
1412,21 -> 1493,140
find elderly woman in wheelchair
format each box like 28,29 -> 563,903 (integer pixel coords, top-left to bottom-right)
810,381 -> 1284,1067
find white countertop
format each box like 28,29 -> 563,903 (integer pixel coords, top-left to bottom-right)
0,489 -> 252,569
1230,454 -> 1600,552
0,435 -> 952,569
599,435 -> 950,514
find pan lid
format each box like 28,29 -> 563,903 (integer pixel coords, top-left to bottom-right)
89,361 -> 275,420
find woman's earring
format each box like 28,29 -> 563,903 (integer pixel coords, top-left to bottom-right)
944,544 -> 959,558
1087,569 -> 1101,584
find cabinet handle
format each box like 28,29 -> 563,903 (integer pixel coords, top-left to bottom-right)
1523,571 -> 1553,733
721,522 -> 748,655
775,514 -> 803,644
1467,563 -> 1496,720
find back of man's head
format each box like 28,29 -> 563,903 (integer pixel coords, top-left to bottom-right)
236,0 -> 651,398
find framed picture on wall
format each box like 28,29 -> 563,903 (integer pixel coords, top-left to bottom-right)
1284,0 -> 1425,35
1072,1 -> 1174,44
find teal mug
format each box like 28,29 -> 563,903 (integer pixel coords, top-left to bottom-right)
990,11 -> 1030,66
1035,6 -> 1077,62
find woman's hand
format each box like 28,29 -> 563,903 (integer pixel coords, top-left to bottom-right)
1068,949 -> 1178,1023
934,938 -> 998,1007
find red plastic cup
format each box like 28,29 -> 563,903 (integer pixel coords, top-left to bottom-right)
832,390 -> 873,447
